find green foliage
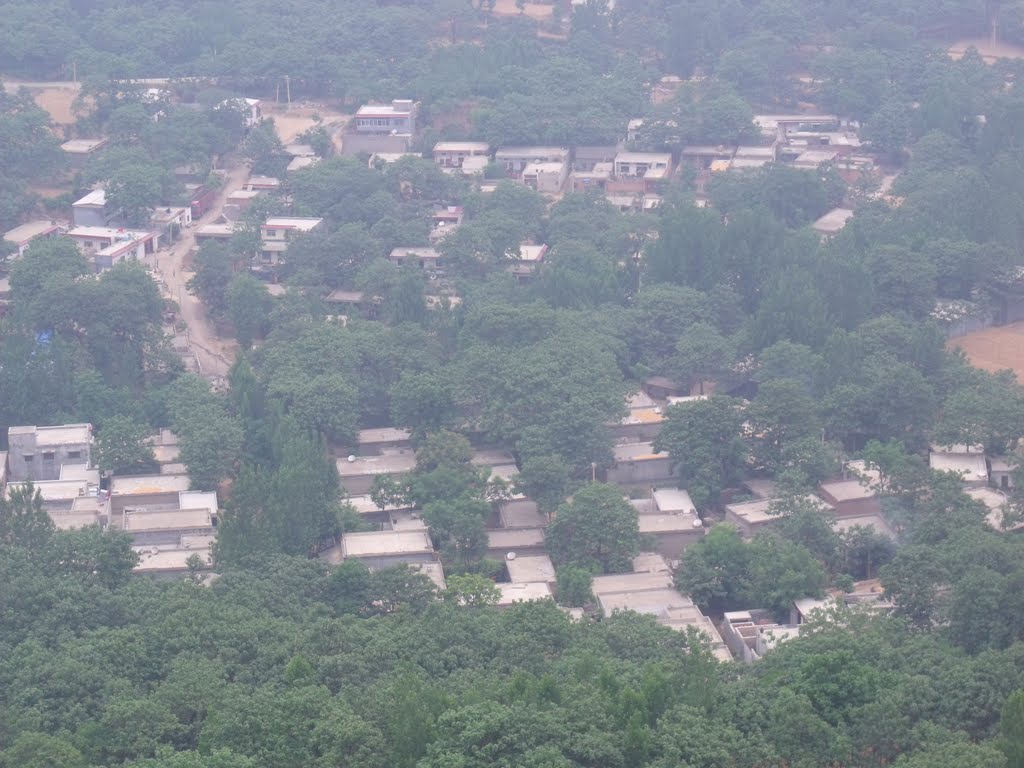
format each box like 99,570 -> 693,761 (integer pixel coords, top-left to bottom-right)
546,483 -> 639,574
555,565 -> 593,607
654,397 -> 748,510
0,484 -> 54,550
94,414 -> 159,475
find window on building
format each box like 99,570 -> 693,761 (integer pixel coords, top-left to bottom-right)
23,454 -> 33,463
42,451 -> 55,460
68,450 -> 82,460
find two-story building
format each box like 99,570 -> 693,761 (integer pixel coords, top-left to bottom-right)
257,216 -> 322,268
7,424 -> 92,482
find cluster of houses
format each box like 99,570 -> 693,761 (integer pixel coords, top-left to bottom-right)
1,424 -> 218,578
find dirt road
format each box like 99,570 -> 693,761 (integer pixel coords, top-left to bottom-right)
149,163 -> 250,381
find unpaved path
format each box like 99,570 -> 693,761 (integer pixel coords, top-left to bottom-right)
149,163 -> 250,381
949,321 -> 1024,382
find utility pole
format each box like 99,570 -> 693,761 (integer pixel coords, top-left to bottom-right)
285,75 -> 291,110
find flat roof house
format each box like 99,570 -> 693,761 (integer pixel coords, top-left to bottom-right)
508,243 -> 548,280
495,147 -> 570,177
7,424 -> 92,482
522,161 -> 569,195
389,246 -> 442,272
606,442 -> 674,486
818,477 -> 881,519
357,427 -> 413,455
258,217 -> 322,268
336,451 -> 416,495
3,220 -> 60,258
332,528 -> 436,570
433,142 -> 490,169
61,137 -> 108,169
487,527 -> 546,559
929,448 -> 989,486
811,208 -> 854,238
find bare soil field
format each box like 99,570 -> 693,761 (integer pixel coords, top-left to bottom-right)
264,102 -> 349,149
949,38 -> 1024,63
949,322 -> 1024,381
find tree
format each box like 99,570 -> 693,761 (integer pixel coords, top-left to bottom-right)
0,483 -> 54,549
546,483 -> 639,574
555,565 -> 593,607
671,322 -> 735,396
443,574 -> 501,606
515,455 -> 572,518
44,526 -> 139,588
747,378 -> 823,473
188,241 -> 235,317
0,732 -> 87,768
864,96 -> 912,163
654,396 -> 748,510
94,415 -> 159,475
227,273 -> 272,348
998,689 -> 1024,768
106,163 -> 171,227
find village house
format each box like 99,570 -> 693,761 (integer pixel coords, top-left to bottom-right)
811,208 -> 854,238
591,553 -> 732,661
217,97 -> 263,129
498,499 -> 547,529
574,146 -> 619,172
522,161 -> 570,195
357,427 -> 413,456
6,464 -> 102,527
433,142 -> 490,170
721,609 -> 803,664
111,490 -> 218,546
323,289 -> 377,320
324,528 -> 436,570
246,175 -> 281,192
495,147 -> 570,178
989,456 -> 1016,491
487,527 -> 547,559
389,246 -> 443,272
430,205 -> 464,242
507,243 -> 549,280
257,216 -> 322,268
61,138 -> 109,169
150,206 -> 192,240
571,162 -> 613,193
753,114 -> 841,141
606,441 -> 674,486
343,100 -> 419,156
730,145 -> 777,170
495,581 -> 554,607
3,220 -> 60,258
611,391 -> 665,442
194,222 -> 237,244
66,226 -> 157,270
133,536 -> 215,579
287,155 -> 320,173
72,189 -> 110,227
336,450 -> 417,495
818,476 -> 881,518
929,444 -> 989,486
7,424 -> 92,482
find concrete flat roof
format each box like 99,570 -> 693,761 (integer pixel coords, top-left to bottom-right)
122,508 -> 213,532
633,552 -> 672,573
811,207 -> 854,234
196,223 -> 236,237
336,452 -> 416,477
929,451 -> 988,480
263,216 -> 321,230
505,554 -> 556,584
497,581 -> 553,605
342,529 -> 434,558
522,161 -> 567,173
471,448 -> 517,467
59,464 -> 100,482
499,499 -> 545,529
724,498 -> 776,525
638,513 -> 703,534
591,570 -> 673,596
356,103 -> 414,117
385,510 -> 428,531
358,427 -> 412,445
434,141 -> 490,153
613,442 -> 666,462
495,146 -> 570,158
345,493 -> 415,515
325,289 -> 365,303
7,479 -> 94,501
518,244 -> 548,262
110,474 -> 192,495
50,511 -> 102,530
287,156 -> 320,172
390,246 -> 440,259
615,151 -> 671,164
832,513 -> 895,539
652,488 -> 696,514
134,546 -> 213,573
4,220 -> 59,245
819,478 -> 875,502
487,527 -> 545,551
10,423 -> 91,446
62,138 -> 108,153
619,408 -> 664,427
598,587 -> 694,617
413,561 -> 447,591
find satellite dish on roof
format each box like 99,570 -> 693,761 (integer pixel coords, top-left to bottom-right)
692,518 -> 704,528
347,455 -> 356,463
506,552 -> 517,561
